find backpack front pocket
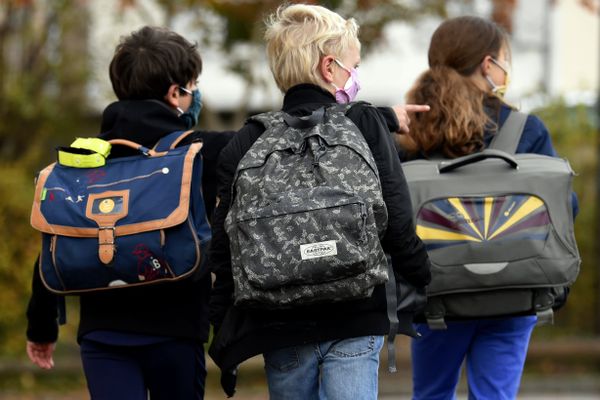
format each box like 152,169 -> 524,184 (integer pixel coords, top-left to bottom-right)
45,231 -> 173,292
233,187 -> 370,291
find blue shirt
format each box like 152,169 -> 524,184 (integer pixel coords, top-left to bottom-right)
485,105 -> 579,216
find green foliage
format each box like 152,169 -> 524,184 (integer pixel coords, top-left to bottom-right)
0,0 -> 91,361
0,164 -> 39,356
0,0 -> 91,172
532,99 -> 599,335
0,162 -> 82,358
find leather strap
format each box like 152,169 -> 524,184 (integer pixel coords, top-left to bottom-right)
85,190 -> 130,265
98,227 -> 116,264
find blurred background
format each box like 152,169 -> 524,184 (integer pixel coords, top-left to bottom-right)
0,0 -> 598,398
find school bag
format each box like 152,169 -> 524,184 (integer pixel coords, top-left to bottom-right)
224,104 -> 389,308
30,131 -> 210,294
402,111 -> 580,329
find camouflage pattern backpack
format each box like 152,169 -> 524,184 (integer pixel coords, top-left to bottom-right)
225,104 -> 388,308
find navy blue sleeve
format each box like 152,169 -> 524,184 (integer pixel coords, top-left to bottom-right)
516,114 -> 579,217
515,115 -> 556,156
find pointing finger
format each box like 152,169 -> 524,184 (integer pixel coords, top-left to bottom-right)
404,104 -> 430,113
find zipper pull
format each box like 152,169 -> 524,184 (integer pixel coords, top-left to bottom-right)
360,203 -> 368,241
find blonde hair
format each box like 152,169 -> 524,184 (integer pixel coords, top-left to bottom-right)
264,4 -> 360,93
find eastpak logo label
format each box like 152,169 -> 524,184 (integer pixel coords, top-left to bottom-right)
300,240 -> 337,260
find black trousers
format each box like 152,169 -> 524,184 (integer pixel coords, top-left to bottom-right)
80,338 -> 206,400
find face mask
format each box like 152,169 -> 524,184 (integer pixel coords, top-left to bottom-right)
485,57 -> 511,98
332,59 -> 361,104
179,88 -> 202,129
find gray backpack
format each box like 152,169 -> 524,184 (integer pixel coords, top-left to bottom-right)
225,105 -> 388,308
402,111 -> 580,329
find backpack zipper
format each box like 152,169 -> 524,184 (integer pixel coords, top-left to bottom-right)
360,203 -> 368,242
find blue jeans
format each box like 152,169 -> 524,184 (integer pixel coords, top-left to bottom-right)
263,335 -> 384,400
411,316 -> 537,400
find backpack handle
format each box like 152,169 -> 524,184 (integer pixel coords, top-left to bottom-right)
283,108 -> 325,129
108,139 -> 158,157
438,149 -> 518,173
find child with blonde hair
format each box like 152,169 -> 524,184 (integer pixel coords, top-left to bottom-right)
208,4 -> 430,399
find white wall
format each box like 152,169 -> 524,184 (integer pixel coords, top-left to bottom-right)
550,0 -> 599,97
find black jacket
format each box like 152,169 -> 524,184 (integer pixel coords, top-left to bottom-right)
208,84 -> 431,370
26,99 -> 234,344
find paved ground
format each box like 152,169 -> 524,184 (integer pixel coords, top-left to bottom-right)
2,336 -> 599,399
197,354 -> 600,400
0,372 -> 598,399
379,396 -> 600,399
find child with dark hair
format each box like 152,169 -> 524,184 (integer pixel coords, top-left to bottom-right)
26,26 -> 233,400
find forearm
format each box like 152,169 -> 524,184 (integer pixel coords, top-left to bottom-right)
26,258 -> 59,343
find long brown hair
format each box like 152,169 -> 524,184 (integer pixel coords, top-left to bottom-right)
404,16 -> 509,158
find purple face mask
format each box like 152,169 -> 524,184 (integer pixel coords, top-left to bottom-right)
333,59 -> 361,104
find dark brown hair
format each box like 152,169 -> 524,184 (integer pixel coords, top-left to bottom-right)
109,26 -> 202,100
404,16 -> 509,158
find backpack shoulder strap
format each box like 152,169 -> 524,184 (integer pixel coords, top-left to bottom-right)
248,111 -> 285,130
330,101 -> 369,116
488,110 -> 528,154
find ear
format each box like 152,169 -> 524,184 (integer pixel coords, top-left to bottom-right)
319,55 -> 336,83
163,84 -> 181,108
480,55 -> 493,75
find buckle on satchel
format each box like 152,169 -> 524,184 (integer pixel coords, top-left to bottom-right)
98,226 -> 116,265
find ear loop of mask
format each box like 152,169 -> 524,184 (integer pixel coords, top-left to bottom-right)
485,57 -> 510,97
175,85 -> 192,115
332,59 -> 349,88
331,59 -> 361,103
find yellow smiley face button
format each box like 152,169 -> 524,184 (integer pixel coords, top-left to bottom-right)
98,198 -> 115,214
